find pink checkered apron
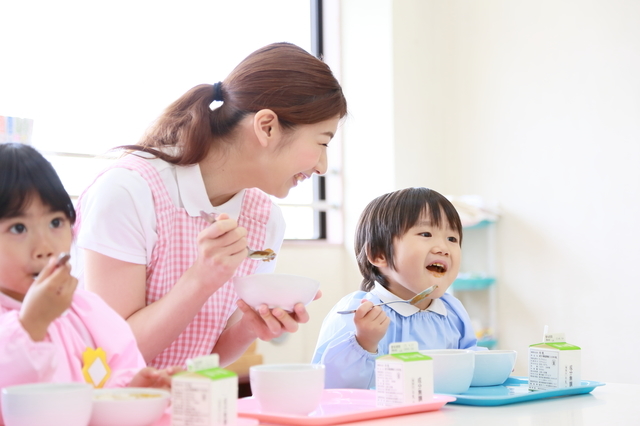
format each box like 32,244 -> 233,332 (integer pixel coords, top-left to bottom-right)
75,154 -> 271,368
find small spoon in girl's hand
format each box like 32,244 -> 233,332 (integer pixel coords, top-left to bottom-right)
199,211 -> 277,262
55,252 -> 71,267
336,285 -> 438,314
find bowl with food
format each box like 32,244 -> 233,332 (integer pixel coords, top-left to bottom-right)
233,273 -> 320,312
89,387 -> 170,426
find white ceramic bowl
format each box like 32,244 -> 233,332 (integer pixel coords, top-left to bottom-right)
89,388 -> 170,426
233,273 -> 320,312
1,382 -> 93,426
470,350 -> 517,387
420,349 -> 475,394
249,364 -> 325,415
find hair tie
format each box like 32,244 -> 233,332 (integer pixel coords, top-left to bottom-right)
212,82 -> 224,102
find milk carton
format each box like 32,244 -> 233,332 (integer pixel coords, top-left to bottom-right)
375,341 -> 433,406
171,354 -> 238,426
528,332 -> 581,391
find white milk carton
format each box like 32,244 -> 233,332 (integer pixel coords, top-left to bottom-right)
528,332 -> 581,391
171,354 -> 238,426
375,341 -> 433,407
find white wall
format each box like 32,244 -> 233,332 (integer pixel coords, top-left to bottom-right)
264,0 -> 640,385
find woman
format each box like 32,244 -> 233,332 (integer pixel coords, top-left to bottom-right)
73,42 -> 348,368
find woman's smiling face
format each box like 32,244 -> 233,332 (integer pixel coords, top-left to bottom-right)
376,212 -> 461,306
265,116 -> 340,199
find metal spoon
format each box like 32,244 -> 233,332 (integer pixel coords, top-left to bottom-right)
336,285 -> 438,314
199,211 -> 277,262
55,252 -> 71,267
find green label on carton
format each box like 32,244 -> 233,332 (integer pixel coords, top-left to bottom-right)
387,352 -> 432,362
177,367 -> 237,381
546,342 -> 580,351
200,367 -> 237,380
530,342 -> 581,351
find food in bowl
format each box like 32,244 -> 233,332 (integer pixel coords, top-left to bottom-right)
470,349 -> 517,387
93,392 -> 164,400
90,387 -> 170,426
233,273 -> 320,312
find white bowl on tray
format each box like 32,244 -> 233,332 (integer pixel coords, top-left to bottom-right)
1,382 -> 93,426
249,363 -> 325,415
233,273 -> 320,312
420,349 -> 475,394
470,350 -> 517,387
89,387 -> 170,426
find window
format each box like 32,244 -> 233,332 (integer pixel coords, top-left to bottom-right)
0,0 -> 340,241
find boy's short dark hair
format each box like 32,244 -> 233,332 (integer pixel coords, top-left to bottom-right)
355,187 -> 463,291
0,143 -> 75,222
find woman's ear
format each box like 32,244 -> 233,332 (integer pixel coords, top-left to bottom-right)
253,109 -> 281,148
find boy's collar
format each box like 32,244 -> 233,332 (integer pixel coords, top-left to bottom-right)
371,282 -> 447,317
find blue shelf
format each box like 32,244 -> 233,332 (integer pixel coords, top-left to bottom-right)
477,338 -> 497,349
463,219 -> 495,230
452,276 -> 496,290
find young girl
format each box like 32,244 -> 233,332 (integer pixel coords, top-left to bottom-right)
312,187 -> 484,389
0,143 -> 179,398
72,42 -> 348,369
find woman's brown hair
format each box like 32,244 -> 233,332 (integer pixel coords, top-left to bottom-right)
355,187 -> 463,292
121,42 -> 347,165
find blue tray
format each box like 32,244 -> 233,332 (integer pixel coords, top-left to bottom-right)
444,376 -> 605,406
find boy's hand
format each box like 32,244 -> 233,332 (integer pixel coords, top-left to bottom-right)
354,300 -> 390,353
128,365 -> 184,389
19,255 -> 77,341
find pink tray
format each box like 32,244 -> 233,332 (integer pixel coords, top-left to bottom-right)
237,389 -> 455,426
152,410 -> 259,426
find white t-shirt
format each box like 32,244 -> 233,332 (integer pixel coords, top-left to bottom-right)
72,154 -> 286,283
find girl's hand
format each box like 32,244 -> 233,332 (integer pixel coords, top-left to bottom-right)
354,300 -> 390,353
188,213 -> 248,296
19,256 -> 78,341
128,365 -> 184,389
236,290 -> 322,340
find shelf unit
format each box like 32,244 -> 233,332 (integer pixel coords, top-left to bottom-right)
450,219 -> 498,349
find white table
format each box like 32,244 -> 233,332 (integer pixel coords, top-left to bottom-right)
328,383 -> 639,426
154,383 -> 639,426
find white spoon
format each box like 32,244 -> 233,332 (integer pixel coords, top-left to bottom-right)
336,285 -> 438,314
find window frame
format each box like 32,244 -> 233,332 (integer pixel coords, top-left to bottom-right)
29,0 -> 344,243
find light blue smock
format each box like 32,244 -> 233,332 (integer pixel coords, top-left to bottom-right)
312,282 -> 484,389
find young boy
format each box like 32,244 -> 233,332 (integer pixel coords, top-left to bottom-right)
312,187 -> 483,389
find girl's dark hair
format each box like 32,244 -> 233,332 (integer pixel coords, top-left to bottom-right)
0,143 -> 76,223
121,42 -> 348,165
355,187 -> 463,291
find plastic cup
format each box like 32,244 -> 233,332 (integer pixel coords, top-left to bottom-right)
249,364 -> 325,415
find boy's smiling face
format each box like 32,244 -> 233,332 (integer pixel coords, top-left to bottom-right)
0,196 -> 73,301
371,212 -> 461,309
